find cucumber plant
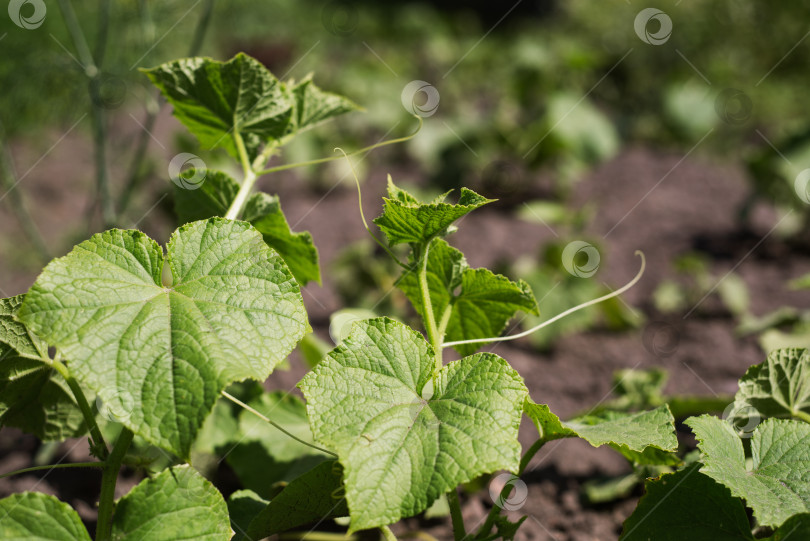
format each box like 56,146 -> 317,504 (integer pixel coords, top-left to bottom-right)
1,51 -> 802,541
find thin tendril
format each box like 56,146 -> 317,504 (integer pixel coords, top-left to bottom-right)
442,251 -> 646,349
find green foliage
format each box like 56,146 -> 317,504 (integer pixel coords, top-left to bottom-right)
686,416 -> 810,527
18,219 -> 308,458
0,492 -> 91,541
299,317 -> 527,531
173,169 -> 321,285
398,238 -> 538,355
0,295 -> 85,440
143,53 -> 359,162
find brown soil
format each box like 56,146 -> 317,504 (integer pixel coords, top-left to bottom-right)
2,114 -> 809,540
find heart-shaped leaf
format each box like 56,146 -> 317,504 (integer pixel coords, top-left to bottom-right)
299,317 -> 527,531
19,218 -> 308,458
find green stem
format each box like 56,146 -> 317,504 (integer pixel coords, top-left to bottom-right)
95,428 -> 134,541
474,440 -> 545,540
279,533 -> 356,541
447,488 -> 466,541
380,526 -> 398,541
188,0 -> 215,56
436,304 -> 453,341
417,242 -> 442,371
224,132 -> 259,220
0,462 -> 103,479
221,391 -> 338,457
793,409 -> 810,424
51,358 -> 108,459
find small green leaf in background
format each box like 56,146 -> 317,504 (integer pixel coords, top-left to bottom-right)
111,465 -> 231,541
227,490 -> 269,541
398,238 -> 538,356
0,295 -> 85,441
246,460 -> 349,538
374,177 -> 493,246
299,317 -> 527,531
620,463 -> 754,541
144,53 -> 359,161
524,402 -> 679,464
686,415 -> 810,527
727,348 -> 810,430
0,492 -> 91,540
19,219 -> 308,458
173,169 -> 321,285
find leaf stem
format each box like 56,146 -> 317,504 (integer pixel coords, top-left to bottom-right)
224,131 -> 259,220
0,462 -> 104,480
417,242 -> 442,371
95,427 -> 133,541
443,251 -> 646,350
793,409 -> 810,424
220,391 -> 338,457
51,357 -> 109,460
253,116 -> 423,177
380,526 -> 398,541
474,440 -> 546,539
279,533 -> 356,541
447,488 -> 466,541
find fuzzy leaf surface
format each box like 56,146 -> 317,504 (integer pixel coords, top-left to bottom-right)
18,219 -> 307,458
299,317 -> 527,531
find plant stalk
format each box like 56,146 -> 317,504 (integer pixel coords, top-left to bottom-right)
224,131 -> 258,220
793,409 -> 810,424
0,462 -> 104,479
417,242 -> 442,371
447,488 -> 466,541
380,526 -> 398,541
51,358 -> 108,459
95,428 -> 134,541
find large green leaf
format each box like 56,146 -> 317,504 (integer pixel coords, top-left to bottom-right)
728,348 -> 810,430
299,317 -> 527,531
227,490 -> 269,541
246,460 -> 349,538
398,239 -> 537,356
620,464 -> 754,541
767,514 -> 810,540
0,492 -> 91,540
0,295 -> 85,441
18,219 -> 308,458
143,53 -> 291,161
144,54 -> 359,161
686,415 -> 810,527
111,465 -> 231,540
524,402 -> 679,464
173,169 -> 320,285
373,177 -> 493,246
